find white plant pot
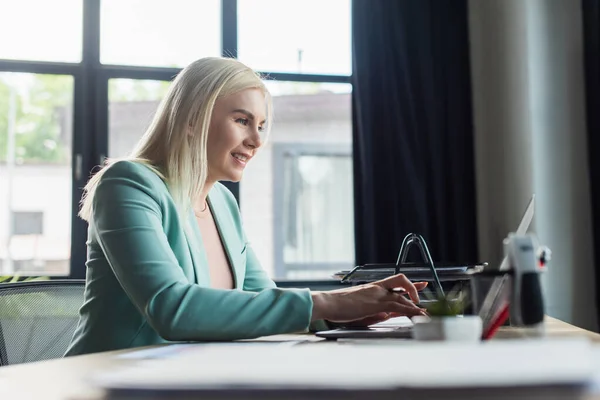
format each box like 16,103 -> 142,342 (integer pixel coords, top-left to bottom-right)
412,315 -> 483,342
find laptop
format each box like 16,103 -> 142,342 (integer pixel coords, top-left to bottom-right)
315,195 -> 536,340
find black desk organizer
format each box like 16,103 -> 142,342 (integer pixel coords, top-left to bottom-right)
339,233 -> 486,307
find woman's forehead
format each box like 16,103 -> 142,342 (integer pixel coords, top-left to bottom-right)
218,89 -> 267,117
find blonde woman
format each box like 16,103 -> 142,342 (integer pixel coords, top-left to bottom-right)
65,57 -> 427,356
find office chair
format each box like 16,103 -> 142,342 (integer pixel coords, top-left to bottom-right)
0,280 -> 84,366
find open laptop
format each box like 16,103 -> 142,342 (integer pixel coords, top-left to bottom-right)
315,195 -> 536,340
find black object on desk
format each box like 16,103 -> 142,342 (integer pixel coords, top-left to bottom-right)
335,233 -> 486,306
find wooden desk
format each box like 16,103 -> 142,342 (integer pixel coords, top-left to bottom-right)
496,316 -> 600,343
0,317 -> 598,400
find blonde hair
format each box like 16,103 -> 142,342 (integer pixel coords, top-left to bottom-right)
79,57 -> 273,222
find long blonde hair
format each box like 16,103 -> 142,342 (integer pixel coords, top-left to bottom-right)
79,57 -> 273,222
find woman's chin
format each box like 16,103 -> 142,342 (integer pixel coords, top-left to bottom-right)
223,172 -> 243,183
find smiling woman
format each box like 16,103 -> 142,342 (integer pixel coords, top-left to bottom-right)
204,89 -> 267,187
65,57 -> 427,357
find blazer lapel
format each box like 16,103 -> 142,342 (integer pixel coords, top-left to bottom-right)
185,209 -> 211,286
208,190 -> 240,289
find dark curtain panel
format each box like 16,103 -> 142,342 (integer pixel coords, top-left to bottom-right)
352,0 -> 478,265
582,0 -> 600,321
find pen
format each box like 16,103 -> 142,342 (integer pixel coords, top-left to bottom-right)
483,304 -> 510,340
389,288 -> 427,308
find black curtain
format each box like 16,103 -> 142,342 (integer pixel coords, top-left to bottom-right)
352,0 -> 478,265
582,0 -> 600,322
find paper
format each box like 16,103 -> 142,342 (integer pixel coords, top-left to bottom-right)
585,346 -> 600,393
369,316 -> 413,328
94,337 -> 593,392
115,337 -> 316,360
117,343 -> 215,360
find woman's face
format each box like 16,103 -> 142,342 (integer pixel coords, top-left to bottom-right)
206,88 -> 266,183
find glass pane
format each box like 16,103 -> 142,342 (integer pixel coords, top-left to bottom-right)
108,79 -> 170,158
0,0 -> 82,62
241,82 -> 354,280
101,0 -> 221,67
0,73 -> 74,276
238,0 -> 351,75
282,154 -> 354,263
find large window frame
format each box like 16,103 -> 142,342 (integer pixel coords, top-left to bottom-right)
0,0 -> 352,282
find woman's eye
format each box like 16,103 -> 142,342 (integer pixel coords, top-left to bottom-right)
258,125 -> 265,132
236,118 -> 249,126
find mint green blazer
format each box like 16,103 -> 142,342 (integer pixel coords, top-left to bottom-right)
65,160 -> 314,356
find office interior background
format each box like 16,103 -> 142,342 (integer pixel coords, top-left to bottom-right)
1,0 -> 600,333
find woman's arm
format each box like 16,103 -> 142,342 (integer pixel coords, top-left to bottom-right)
241,244 -> 332,332
92,162 -> 313,341
241,245 -> 276,292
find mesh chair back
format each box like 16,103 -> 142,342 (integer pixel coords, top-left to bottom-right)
0,280 -> 84,366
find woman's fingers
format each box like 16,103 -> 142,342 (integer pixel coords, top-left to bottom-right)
389,282 -> 428,297
384,301 -> 427,316
345,312 -> 391,327
377,274 -> 420,303
387,289 -> 424,311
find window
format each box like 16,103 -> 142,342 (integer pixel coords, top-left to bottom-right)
237,0 -> 352,75
0,0 -> 83,62
12,211 -> 44,235
0,0 -> 353,281
275,145 -> 354,279
101,0 -> 221,67
240,82 -> 354,280
108,79 -> 171,158
0,73 -> 74,276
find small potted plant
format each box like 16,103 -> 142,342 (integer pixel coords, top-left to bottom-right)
412,286 -> 483,342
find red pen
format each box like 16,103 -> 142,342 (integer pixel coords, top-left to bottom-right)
483,304 -> 510,340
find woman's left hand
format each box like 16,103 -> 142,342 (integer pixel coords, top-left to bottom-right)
337,281 -> 428,328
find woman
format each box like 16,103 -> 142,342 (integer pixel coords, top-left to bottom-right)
65,57 -> 427,356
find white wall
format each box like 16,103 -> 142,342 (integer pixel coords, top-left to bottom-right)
0,165 -> 72,274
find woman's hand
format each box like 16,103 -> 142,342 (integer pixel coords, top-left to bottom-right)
310,274 -> 428,323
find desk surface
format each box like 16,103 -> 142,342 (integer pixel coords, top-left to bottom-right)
0,316 -> 598,400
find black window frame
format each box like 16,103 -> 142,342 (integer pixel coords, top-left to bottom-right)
0,0 -> 352,286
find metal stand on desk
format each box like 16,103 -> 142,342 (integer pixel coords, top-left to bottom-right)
395,233 -> 445,297
341,233 -> 446,298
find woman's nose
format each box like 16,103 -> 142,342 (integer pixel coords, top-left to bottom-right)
245,127 -> 262,149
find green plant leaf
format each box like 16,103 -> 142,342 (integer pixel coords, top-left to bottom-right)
422,283 -> 470,317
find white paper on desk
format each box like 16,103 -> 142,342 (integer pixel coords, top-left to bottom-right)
585,346 -> 600,393
369,316 -> 413,328
116,335 -> 318,360
93,338 -> 593,392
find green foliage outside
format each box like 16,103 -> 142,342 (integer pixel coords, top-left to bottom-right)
0,74 -> 330,165
0,75 -> 173,165
0,74 -> 73,164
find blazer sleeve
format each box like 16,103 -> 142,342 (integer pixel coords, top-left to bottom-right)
242,245 -> 277,292
92,161 -> 313,341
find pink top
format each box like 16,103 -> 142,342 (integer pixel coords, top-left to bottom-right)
195,206 -> 235,289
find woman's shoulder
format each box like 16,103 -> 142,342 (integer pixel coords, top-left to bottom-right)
210,182 -> 239,207
100,159 -> 166,188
